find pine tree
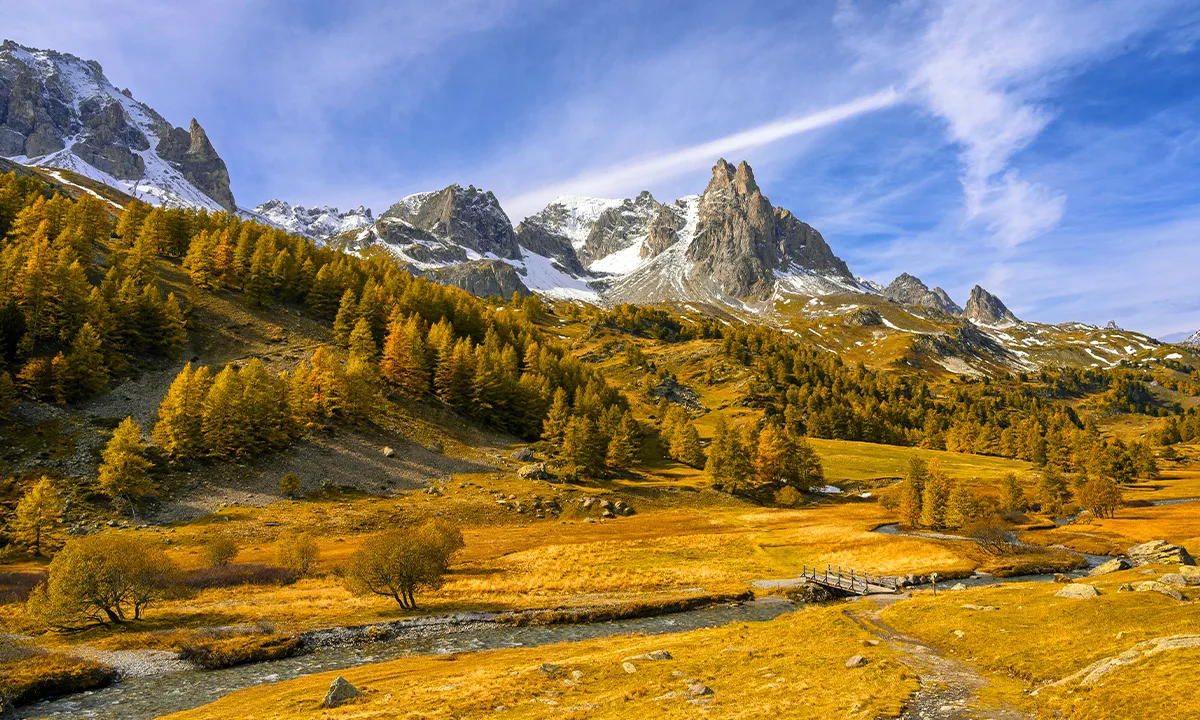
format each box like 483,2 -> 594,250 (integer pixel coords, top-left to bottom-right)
605,410 -> 640,470
381,315 -> 429,396
542,387 -> 570,443
705,416 -> 733,484
898,456 -> 928,527
1038,467 -> 1072,516
348,316 -> 378,363
154,363 -> 210,459
670,421 -> 705,468
435,338 -> 474,410
1000,472 -> 1026,513
944,483 -> 978,529
202,366 -> 245,457
158,293 -> 187,357
919,460 -> 951,529
0,372 -> 16,421
97,417 -> 156,514
61,323 -> 108,401
115,199 -> 150,241
332,289 -> 359,347
12,476 -> 63,556
754,424 -> 791,489
563,415 -> 603,477
792,435 -> 824,488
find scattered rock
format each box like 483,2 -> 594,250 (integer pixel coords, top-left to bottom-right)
540,663 -> 560,675
1056,583 -> 1101,599
962,603 -> 1000,611
624,650 -> 673,661
380,446 -> 395,458
1053,574 -> 1072,584
952,630 -> 965,639
688,684 -> 714,696
950,583 -> 967,591
1159,573 -> 1191,587
1089,557 -> 1133,576
601,509 -> 615,519
845,655 -> 869,668
570,670 -> 584,681
323,676 -> 363,708
622,662 -> 638,674
511,446 -> 534,461
1128,540 -> 1195,566
517,463 -> 551,480
1131,581 -> 1184,600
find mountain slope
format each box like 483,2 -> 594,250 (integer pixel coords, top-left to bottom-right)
0,40 -> 235,210
253,199 -> 373,240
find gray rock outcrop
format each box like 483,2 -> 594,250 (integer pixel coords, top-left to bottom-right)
1089,557 -> 1132,576
425,260 -> 530,299
960,285 -> 1017,324
323,676 -> 363,707
883,273 -> 963,315
1127,540 -> 1195,566
964,285 -> 1019,326
1056,583 -> 1100,599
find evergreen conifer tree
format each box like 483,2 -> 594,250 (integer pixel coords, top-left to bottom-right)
97,417 -> 156,514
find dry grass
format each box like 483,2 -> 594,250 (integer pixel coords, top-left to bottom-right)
882,567 -> 1200,717
165,603 -> 918,720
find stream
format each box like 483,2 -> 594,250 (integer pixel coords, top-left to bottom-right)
5,599 -> 794,719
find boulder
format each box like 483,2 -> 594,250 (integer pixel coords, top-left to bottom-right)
1180,565 -> 1200,582
950,583 -> 967,591
1056,583 -> 1101,599
1053,574 -> 1072,584
1089,557 -> 1132,576
622,662 -> 638,674
540,663 -> 560,675
323,676 -> 363,708
380,446 -> 395,458
511,446 -> 534,461
846,655 -> 869,668
1131,581 -> 1184,600
516,463 -> 550,480
1158,574 -> 1191,588
624,650 -> 672,661
1127,540 -> 1195,566
688,684 -> 714,696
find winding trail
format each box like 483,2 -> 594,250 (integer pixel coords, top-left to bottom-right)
846,596 -> 1031,720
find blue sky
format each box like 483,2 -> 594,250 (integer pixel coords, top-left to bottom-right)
5,0 -> 1200,338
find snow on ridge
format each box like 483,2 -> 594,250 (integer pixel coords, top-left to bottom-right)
254,199 -> 374,240
529,195 -> 624,249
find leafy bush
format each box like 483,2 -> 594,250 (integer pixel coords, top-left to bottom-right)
279,473 -> 302,498
25,534 -> 178,629
275,532 -> 320,577
202,536 -> 239,568
345,521 -> 463,609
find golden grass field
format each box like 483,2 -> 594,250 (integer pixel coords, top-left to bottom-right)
166,603 -> 918,720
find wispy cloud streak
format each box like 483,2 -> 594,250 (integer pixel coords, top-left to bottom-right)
503,88 -> 901,217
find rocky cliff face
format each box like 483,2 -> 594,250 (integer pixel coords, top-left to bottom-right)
883,273 -> 963,315
380,184 -> 521,260
1183,330 -> 1200,347
255,199 -> 374,241
0,40 -> 236,210
964,285 -> 1019,326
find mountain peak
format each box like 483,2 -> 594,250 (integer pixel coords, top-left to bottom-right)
964,285 -> 1019,326
883,273 -> 963,315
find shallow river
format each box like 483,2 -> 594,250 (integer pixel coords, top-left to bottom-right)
6,599 -> 795,719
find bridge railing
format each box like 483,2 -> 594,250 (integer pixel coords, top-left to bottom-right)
798,564 -> 899,593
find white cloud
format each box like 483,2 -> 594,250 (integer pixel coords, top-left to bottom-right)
501,88 -> 901,218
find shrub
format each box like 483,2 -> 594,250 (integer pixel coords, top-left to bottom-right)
963,517 -> 1019,554
773,486 -> 803,507
344,521 -> 463,609
25,534 -> 178,629
279,473 -> 302,498
182,564 -> 295,590
202,536 -> 239,568
276,532 -> 320,577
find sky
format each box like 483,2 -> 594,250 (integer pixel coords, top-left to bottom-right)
4,0 -> 1200,339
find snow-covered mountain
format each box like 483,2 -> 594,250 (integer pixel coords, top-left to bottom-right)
1183,330 -> 1200,347
0,40 -> 234,211
253,199 -> 373,240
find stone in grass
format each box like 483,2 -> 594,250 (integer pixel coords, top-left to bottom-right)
622,662 -> 638,674
1056,583 -> 1100,599
950,583 -> 967,591
324,676 -> 363,708
845,655 -> 869,668
381,446 -> 395,458
1160,573 -> 1191,587
1131,581 -> 1184,600
1088,557 -> 1132,576
688,684 -> 714,696
623,650 -> 673,661
540,663 -> 561,675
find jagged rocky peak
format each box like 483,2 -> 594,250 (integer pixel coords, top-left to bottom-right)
381,183 -> 520,260
686,158 -> 853,298
883,273 -> 963,315
254,199 -> 374,241
579,190 -> 661,265
964,285 -> 1019,326
0,40 -> 236,210
1183,330 -> 1200,347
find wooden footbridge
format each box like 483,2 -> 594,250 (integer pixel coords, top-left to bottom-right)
798,564 -> 900,595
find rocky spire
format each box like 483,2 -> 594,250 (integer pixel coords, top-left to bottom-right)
883,273 -> 963,315
964,285 -> 1019,326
